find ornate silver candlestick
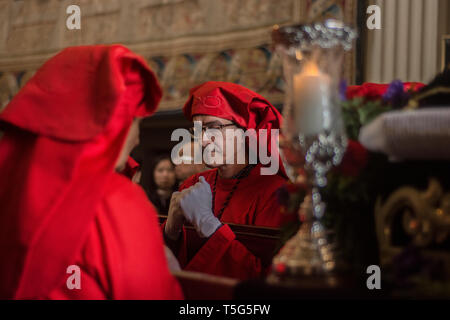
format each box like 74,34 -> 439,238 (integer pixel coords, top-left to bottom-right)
271,20 -> 357,277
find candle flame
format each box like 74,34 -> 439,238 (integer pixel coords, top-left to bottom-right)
302,62 -> 320,76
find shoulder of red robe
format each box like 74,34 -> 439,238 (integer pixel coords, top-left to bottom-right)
0,44 -> 161,142
104,173 -> 154,211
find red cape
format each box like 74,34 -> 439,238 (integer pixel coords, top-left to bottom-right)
0,45 -> 182,299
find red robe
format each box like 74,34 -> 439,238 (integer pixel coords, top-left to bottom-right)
0,45 -> 182,299
168,81 -> 288,280
46,174 -> 182,299
174,164 -> 286,280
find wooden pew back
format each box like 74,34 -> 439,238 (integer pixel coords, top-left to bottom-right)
159,216 -> 281,267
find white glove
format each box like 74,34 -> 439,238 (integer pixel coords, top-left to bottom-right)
179,176 -> 222,238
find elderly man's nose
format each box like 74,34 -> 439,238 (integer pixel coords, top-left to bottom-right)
202,134 -> 212,147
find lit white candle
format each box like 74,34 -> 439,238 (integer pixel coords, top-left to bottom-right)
293,62 -> 332,136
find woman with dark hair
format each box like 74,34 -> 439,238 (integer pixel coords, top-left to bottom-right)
146,154 -> 178,215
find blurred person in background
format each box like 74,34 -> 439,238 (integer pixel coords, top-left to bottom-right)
121,155 -> 142,183
146,154 -> 178,215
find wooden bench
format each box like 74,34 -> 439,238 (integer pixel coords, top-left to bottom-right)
173,270 -> 238,300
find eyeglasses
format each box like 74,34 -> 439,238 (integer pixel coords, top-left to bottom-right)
188,123 -> 237,137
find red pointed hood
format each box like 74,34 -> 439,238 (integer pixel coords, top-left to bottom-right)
0,45 -> 161,299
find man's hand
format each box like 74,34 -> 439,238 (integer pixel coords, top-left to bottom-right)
179,176 -> 222,238
164,191 -> 185,241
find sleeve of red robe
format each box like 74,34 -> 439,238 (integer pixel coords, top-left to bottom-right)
183,224 -> 262,280
168,173 -> 283,280
47,174 -> 183,300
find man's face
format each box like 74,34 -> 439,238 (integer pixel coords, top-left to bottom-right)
192,115 -> 245,168
174,141 -> 207,182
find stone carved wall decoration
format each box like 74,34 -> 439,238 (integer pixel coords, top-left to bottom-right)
5,0 -> 59,55
0,0 -> 358,112
307,0 -> 345,22
143,46 -> 286,110
137,0 -> 206,41
161,54 -> 196,100
223,0 -> 293,30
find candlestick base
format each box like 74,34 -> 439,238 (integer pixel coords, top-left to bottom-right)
272,195 -> 337,277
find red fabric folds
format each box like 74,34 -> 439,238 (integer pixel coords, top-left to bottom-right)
0,45 -> 182,299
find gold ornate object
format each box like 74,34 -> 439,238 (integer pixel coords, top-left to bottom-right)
375,178 -> 450,266
272,195 -> 337,276
405,87 -> 450,110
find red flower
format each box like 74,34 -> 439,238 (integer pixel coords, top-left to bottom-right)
346,83 -> 389,100
336,140 -> 368,177
404,82 -> 425,92
346,82 -> 424,101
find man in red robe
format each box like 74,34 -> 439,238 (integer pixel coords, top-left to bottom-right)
0,45 -> 183,299
164,81 -> 288,280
